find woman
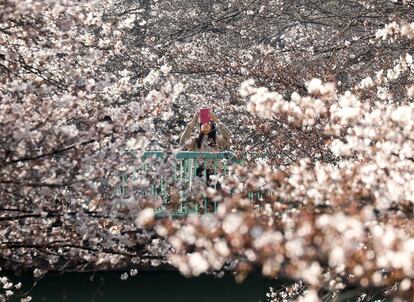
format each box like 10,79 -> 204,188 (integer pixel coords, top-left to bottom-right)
179,111 -> 231,151
179,111 -> 231,210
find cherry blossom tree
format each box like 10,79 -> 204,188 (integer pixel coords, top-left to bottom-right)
2,0 -> 414,301
113,0 -> 414,162
0,0 -> 176,300
151,4 -> 414,298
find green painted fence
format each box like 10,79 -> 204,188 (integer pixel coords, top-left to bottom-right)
114,151 -> 269,217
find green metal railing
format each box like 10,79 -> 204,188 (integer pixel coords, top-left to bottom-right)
114,151 -> 268,217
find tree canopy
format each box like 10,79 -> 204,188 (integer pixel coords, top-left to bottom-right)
1,0 -> 414,300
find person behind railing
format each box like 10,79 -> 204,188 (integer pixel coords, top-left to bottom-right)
179,110 -> 231,212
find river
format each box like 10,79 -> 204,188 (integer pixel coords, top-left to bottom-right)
9,271 -> 275,302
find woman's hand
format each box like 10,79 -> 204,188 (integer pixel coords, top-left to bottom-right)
191,111 -> 200,125
210,113 -> 219,122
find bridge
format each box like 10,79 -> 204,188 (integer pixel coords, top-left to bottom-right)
114,151 -> 270,218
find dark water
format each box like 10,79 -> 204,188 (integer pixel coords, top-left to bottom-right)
9,271 -> 275,302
